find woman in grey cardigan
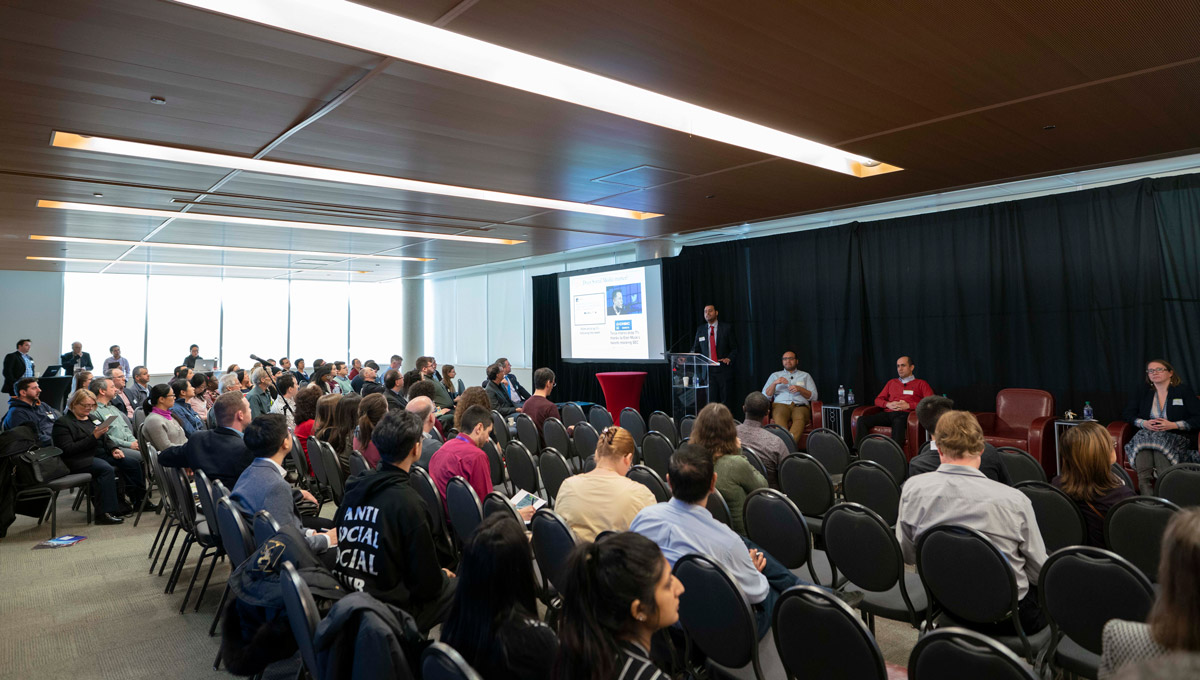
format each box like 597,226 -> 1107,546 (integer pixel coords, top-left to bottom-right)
142,383 -> 188,452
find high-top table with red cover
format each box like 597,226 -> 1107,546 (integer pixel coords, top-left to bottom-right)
596,371 -> 648,422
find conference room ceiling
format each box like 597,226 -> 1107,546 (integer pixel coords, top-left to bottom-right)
2,0 -> 1199,280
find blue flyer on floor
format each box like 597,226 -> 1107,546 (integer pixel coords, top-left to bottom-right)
33,535 -> 87,550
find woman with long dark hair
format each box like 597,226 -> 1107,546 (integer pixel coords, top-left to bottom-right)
441,514 -> 558,679
441,364 -> 465,400
691,402 -> 765,535
352,392 -> 388,469
553,532 -> 683,680
169,378 -> 204,435
291,384 -> 322,475
316,392 -> 359,475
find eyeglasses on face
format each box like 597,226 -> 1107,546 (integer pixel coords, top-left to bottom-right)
1146,368 -> 1170,374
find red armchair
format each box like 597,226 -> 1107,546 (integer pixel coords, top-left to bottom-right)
973,388 -> 1056,480
850,406 -> 925,460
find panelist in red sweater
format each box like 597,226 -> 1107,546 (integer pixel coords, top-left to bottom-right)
855,356 -> 933,446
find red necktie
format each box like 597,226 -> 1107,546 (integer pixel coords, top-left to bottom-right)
709,325 -> 717,361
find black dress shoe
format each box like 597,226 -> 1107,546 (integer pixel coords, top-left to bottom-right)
139,500 -> 163,513
97,513 -> 126,525
115,505 -> 135,517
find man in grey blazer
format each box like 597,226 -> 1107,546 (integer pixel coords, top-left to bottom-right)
230,414 -> 337,559
484,363 -> 519,416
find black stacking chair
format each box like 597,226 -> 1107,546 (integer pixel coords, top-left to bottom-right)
742,446 -> 769,479
1104,496 -> 1180,583
542,417 -> 573,460
673,554 -> 785,680
909,628 -> 1038,680
842,459 -> 902,527
411,465 -> 454,556
997,446 -> 1047,484
627,464 -> 670,503
423,641 -> 484,680
1111,463 -> 1135,489
190,469 -> 226,613
348,449 -> 371,477
572,421 -> 600,465
1014,481 -> 1087,552
680,414 -> 697,440
515,413 -> 541,454
1039,546 -> 1154,678
317,440 -> 346,505
858,434 -> 908,484
148,445 -> 183,575
144,444 -> 173,561
1157,462 -> 1200,507
288,434 -> 313,491
764,423 -> 798,453
252,509 -> 282,548
530,508 -> 577,595
307,438 -> 335,502
280,560 -> 322,680
778,452 -> 836,535
773,585 -> 886,680
620,407 -> 647,445
648,410 -> 678,446
743,488 -> 838,587
706,488 -> 732,528
162,467 -> 221,614
213,495 -> 254,636
445,476 -> 484,546
824,502 -> 927,631
482,491 -> 524,526
805,427 -> 851,480
482,440 -> 509,495
561,402 -> 586,428
588,406 -> 613,431
504,440 -> 540,495
641,431 -> 674,479
490,410 -> 510,447
916,525 -> 1051,663
538,447 -> 572,504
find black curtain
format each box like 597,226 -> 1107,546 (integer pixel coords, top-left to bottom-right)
532,173 -> 1200,422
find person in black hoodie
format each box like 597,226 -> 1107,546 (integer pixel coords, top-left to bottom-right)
333,409 -> 456,633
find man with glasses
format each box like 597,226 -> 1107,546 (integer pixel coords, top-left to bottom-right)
106,367 -> 136,419
762,350 -> 818,444
521,367 -> 562,434
61,341 -> 93,374
855,355 -> 933,447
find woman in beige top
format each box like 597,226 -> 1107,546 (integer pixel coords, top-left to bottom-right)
554,426 -> 657,542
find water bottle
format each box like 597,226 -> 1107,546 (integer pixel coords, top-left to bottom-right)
1083,401 -> 1093,420
838,384 -> 845,406
847,389 -> 855,405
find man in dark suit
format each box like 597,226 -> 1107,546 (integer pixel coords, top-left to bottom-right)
479,357 -> 531,404
158,391 -> 255,490
484,363 -> 519,416
608,289 -> 627,316
60,341 -> 93,374
690,304 -> 737,407
3,339 -> 34,395
350,361 -> 379,393
383,369 -> 407,411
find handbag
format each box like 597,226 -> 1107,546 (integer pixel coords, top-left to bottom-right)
14,447 -> 71,486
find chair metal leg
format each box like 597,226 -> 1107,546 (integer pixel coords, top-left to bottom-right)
166,535 -> 194,594
155,524 -> 181,575
148,510 -> 170,559
213,647 -> 222,671
133,483 -> 152,527
210,584 -> 229,637
49,490 -> 59,537
194,550 -> 222,612
180,546 -> 212,613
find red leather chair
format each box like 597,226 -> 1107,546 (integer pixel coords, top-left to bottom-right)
769,400 -> 823,450
973,389 -> 1056,480
850,406 -> 925,461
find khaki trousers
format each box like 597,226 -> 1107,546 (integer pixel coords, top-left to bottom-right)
771,402 -> 812,443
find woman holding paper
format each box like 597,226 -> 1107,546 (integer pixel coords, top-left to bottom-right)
52,389 -> 146,524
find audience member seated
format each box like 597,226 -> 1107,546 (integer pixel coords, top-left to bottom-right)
352,392 -> 387,469
289,358 -> 307,385
737,392 -> 789,488
418,356 -> 454,413
142,384 -> 188,451
333,361 -> 354,395
217,372 -> 240,396
316,393 -> 359,476
1053,421 -> 1135,548
269,373 -> 297,431
90,377 -> 138,454
169,378 -> 204,436
172,365 -> 193,381
106,368 -> 137,420
333,410 -> 455,633
556,426 -> 656,541
485,363 -> 520,416
632,443 -> 807,638
292,384 -> 321,471
407,377 -> 450,432
430,405 -> 534,521
761,349 -> 818,444
311,364 -> 335,394
102,345 -> 131,377
404,396 -> 441,468
126,365 -> 151,409
60,341 -> 93,374
454,386 -> 491,432
203,374 -> 219,410
855,355 -> 933,447
347,358 -> 361,380
245,367 -> 273,419
160,391 -> 255,490
53,389 -> 146,525
1099,508 -> 1200,679
1121,359 -> 1200,495
490,357 -> 530,406
73,370 -> 93,395
188,374 -> 210,422
691,403 -> 766,535
349,361 -> 378,394
442,513 -> 558,679
441,364 -> 464,401
382,369 -> 406,411
522,367 -> 562,433
226,363 -> 240,375
553,532 -> 682,680
385,355 -> 404,381
2,339 -> 35,396
231,414 -> 336,561
896,410 -> 1048,636
3,378 -> 60,447
910,395 -> 1011,484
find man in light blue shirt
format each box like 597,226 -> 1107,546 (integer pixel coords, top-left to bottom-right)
762,350 -> 818,443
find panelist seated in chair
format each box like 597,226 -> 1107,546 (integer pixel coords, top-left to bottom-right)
909,396 -> 1011,484
1121,358 -> 1200,496
159,391 -> 255,490
897,410 -> 1048,636
855,355 -> 933,447
761,350 -> 818,445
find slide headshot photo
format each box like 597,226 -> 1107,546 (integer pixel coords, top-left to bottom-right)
606,284 -> 642,316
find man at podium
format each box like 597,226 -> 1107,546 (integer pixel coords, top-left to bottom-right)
691,304 -> 736,407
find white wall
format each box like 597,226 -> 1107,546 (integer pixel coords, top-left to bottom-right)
0,271 -> 64,417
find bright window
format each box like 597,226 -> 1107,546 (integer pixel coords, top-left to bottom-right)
221,278 -> 289,370
145,275 -> 221,374
349,280 -> 403,367
288,279 -> 349,366
63,273 -> 147,374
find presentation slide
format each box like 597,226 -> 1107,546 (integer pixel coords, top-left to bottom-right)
558,262 -> 665,361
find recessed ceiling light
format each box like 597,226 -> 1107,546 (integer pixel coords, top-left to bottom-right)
150,96 -> 167,105
37,199 -> 518,246
166,0 -> 900,178
26,256 -> 332,274
92,192 -> 103,197
28,234 -> 434,262
50,132 -> 660,220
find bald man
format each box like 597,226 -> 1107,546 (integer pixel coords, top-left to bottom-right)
406,396 -> 442,469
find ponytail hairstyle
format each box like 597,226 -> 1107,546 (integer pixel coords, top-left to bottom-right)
552,532 -> 666,680
144,383 -> 173,415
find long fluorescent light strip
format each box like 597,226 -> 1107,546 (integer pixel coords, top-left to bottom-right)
167,0 -> 900,178
38,199 -> 515,246
30,234 -> 433,263
26,256 -> 335,274
49,133 -> 658,221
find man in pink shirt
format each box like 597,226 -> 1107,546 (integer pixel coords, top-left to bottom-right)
428,404 -> 535,522
855,355 -> 933,447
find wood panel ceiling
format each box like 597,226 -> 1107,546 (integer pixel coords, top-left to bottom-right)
1,0 -> 1199,279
